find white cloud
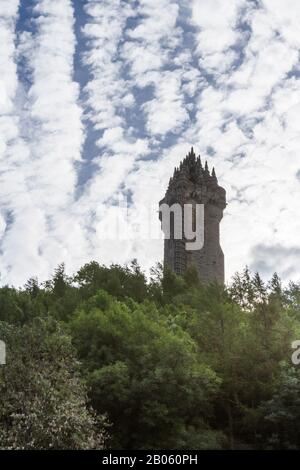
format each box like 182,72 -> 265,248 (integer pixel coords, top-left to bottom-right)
83,0 -> 135,130
142,71 -> 189,135
0,1 -> 34,285
121,0 -> 192,138
0,0 -> 300,285
262,0 -> 300,48
191,0 -> 246,72
0,0 -> 85,285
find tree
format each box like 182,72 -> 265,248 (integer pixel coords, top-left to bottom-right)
161,267 -> 186,304
252,272 -> 267,305
70,290 -> 222,449
0,262 -> 300,450
24,277 -> 40,298
51,263 -> 70,298
269,273 -> 282,298
74,260 -> 148,303
148,262 -> 164,304
0,318 -> 106,449
261,362 -> 300,449
229,267 -> 255,310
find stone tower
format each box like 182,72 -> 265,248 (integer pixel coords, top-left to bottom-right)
159,147 -> 226,283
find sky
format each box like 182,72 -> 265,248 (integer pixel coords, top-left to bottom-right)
0,0 -> 300,286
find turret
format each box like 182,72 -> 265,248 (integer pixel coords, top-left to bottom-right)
159,147 -> 227,283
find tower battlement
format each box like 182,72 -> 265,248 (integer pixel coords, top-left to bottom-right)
163,147 -> 226,209
159,147 -> 226,283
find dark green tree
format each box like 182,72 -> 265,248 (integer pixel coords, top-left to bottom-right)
70,290 -> 222,449
0,318 -> 106,449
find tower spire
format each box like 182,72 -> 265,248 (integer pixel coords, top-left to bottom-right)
159,146 -> 227,284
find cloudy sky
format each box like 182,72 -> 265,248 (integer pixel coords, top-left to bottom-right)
0,0 -> 300,286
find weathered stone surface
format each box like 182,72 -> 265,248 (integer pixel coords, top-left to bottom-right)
159,147 -> 226,283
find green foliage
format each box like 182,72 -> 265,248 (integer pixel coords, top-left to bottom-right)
0,318 -> 106,449
74,260 -> 148,303
260,362 -> 300,449
0,260 -> 299,450
70,291 -> 221,449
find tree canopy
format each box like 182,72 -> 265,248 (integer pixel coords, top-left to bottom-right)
0,262 -> 299,449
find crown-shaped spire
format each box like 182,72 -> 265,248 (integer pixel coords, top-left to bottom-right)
204,160 -> 209,175
189,146 -> 195,158
212,167 -> 217,182
165,147 -> 221,194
